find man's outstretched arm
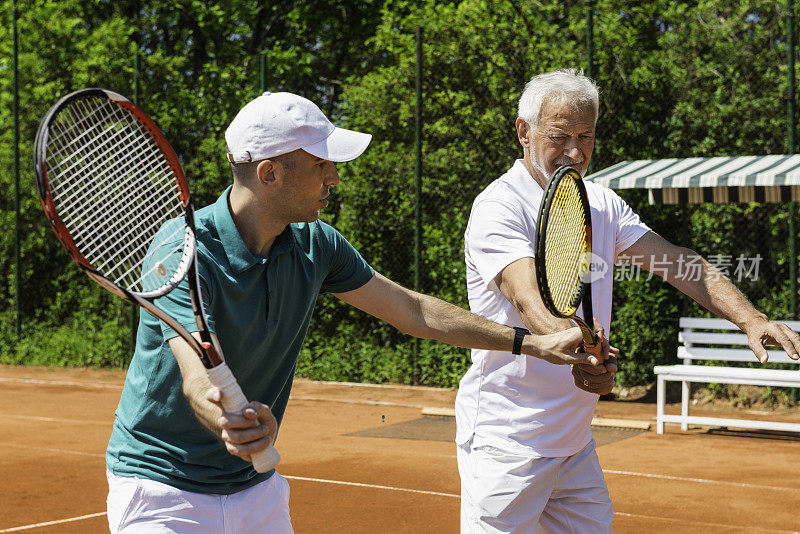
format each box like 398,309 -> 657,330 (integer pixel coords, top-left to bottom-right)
334,272 -> 600,367
623,230 -> 800,363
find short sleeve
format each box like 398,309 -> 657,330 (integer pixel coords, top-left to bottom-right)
608,189 -> 650,258
465,198 -> 536,291
319,225 -> 374,293
154,257 -> 215,341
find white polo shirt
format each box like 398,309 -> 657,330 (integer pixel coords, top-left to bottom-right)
456,159 -> 650,457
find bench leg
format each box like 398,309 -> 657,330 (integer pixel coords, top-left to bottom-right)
681,380 -> 689,431
657,375 -> 665,434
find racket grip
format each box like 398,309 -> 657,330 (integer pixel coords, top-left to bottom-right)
578,324 -> 603,360
206,363 -> 281,473
583,337 -> 603,359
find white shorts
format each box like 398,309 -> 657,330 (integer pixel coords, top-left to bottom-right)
106,470 -> 292,533
457,439 -> 613,533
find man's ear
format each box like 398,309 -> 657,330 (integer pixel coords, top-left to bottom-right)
515,117 -> 531,149
257,159 -> 277,185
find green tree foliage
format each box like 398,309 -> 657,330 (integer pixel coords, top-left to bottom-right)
0,0 -> 388,366
588,1 -> 795,385
318,0 -> 798,386
1,0 -> 797,391
0,0 -> 136,366
305,0 -> 596,385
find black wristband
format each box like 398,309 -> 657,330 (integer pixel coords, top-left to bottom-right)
512,327 -> 529,355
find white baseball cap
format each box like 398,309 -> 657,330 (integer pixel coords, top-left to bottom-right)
225,91 -> 372,164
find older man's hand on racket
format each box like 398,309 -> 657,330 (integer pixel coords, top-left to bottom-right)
572,355 -> 618,395
531,326 -> 606,366
571,320 -> 619,395
741,317 -> 800,364
207,388 -> 278,464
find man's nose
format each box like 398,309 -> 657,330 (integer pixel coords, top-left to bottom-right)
325,164 -> 341,186
563,139 -> 581,159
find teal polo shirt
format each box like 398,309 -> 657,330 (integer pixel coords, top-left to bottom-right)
106,186 -> 374,494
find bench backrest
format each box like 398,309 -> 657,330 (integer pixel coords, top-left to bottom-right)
678,317 -> 800,365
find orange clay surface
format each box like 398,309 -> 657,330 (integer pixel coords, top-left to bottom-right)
1,364 -> 799,533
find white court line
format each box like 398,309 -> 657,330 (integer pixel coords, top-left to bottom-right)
1,442 -> 106,458
614,511 -> 799,533
286,475 -> 798,533
0,512 -> 107,533
0,376 -> 122,389
284,475 -> 459,498
6,414 -> 108,425
1,472 -> 795,533
5,442 -> 796,494
605,469 -> 797,492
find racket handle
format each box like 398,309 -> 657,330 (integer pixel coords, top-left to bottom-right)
576,322 -> 603,360
582,336 -> 603,359
206,362 -> 282,473
572,317 -> 603,360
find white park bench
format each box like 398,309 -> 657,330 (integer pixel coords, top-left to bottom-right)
654,317 -> 800,434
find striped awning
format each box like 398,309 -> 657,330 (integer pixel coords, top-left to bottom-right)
585,155 -> 800,204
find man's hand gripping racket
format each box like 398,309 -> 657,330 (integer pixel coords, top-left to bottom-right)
534,166 -> 604,361
34,88 -> 280,472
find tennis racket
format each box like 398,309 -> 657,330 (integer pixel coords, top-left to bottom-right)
534,166 -> 601,357
34,88 -> 280,473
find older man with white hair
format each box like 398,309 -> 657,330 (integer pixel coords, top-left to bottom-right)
457,69 -> 800,532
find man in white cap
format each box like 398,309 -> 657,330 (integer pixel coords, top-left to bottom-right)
104,91 -> 611,533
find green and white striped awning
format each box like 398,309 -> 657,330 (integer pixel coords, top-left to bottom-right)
585,155 -> 800,204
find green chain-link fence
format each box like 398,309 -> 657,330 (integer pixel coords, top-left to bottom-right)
3,1 -> 799,393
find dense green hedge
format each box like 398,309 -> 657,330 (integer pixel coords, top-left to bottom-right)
1,1 -> 798,391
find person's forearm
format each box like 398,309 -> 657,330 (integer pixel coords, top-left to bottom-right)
335,271 -> 582,358
408,292 -> 553,356
168,337 -> 225,438
403,292 -> 513,349
658,249 -> 768,330
493,257 -> 573,336
512,292 -> 574,335
181,371 -> 225,437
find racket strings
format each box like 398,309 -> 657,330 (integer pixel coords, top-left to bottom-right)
52,101 -> 175,239
67,152 -> 169,253
55,118 -> 168,233
543,177 -> 589,315
49,99 -> 181,269
44,95 -> 187,294
76,159 -> 177,259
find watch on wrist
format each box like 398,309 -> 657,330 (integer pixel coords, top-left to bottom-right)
512,327 -> 530,355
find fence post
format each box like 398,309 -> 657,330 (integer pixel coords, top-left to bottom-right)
412,26 -> 423,384
788,0 -> 799,404
130,1 -> 142,355
788,0 -> 797,320
260,53 -> 267,93
13,0 -> 21,339
586,0 -> 595,176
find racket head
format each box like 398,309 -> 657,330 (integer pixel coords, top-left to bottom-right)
534,166 -> 593,320
34,88 -> 195,300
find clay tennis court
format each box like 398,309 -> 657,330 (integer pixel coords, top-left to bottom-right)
1,364 -> 799,533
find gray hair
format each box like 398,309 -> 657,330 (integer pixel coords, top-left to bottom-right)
517,68 -> 599,128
